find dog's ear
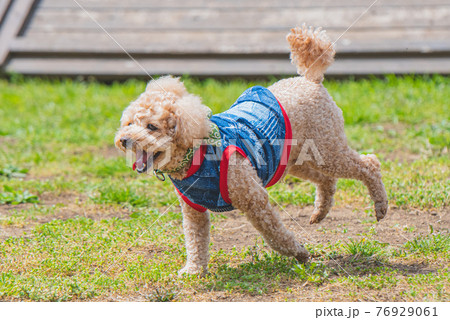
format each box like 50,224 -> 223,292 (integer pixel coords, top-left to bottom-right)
171,95 -> 211,149
166,112 -> 178,137
146,76 -> 188,98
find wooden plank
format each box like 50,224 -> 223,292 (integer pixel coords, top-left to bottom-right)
5,56 -> 450,77
329,57 -> 450,75
28,6 -> 450,32
0,0 -> 11,24
39,0 -> 450,9
11,29 -> 450,55
0,0 -> 35,66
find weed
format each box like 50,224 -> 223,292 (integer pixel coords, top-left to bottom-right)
0,165 -> 28,179
209,246 -> 297,295
90,184 -> 150,207
292,262 -> 330,285
0,186 -> 38,205
343,238 -> 388,257
351,273 -> 399,290
145,288 -> 178,302
404,233 -> 450,255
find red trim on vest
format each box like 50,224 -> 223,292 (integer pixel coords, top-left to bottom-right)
265,100 -> 292,188
184,145 -> 207,179
220,145 -> 249,204
175,186 -> 207,213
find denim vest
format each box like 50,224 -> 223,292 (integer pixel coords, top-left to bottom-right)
170,86 -> 292,212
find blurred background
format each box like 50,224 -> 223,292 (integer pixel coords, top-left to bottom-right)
1,0 -> 449,79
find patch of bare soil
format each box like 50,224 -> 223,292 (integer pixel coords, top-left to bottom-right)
0,193 -> 131,240
211,206 -> 449,253
0,225 -> 33,240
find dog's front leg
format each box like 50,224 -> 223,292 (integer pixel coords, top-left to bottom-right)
227,154 -> 309,262
178,196 -> 210,276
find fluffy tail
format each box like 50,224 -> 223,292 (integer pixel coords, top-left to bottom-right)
287,24 -> 335,83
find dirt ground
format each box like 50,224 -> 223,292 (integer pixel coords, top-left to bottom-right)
201,205 -> 448,302
1,198 -> 448,302
2,196 -> 448,251
0,193 -> 130,240
211,205 -> 449,252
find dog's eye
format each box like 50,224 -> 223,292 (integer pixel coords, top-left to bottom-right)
127,123 -> 133,126
147,124 -> 158,131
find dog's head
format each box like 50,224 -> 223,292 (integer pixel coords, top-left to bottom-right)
114,76 -> 211,175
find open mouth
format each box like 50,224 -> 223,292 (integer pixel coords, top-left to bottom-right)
132,150 -> 162,173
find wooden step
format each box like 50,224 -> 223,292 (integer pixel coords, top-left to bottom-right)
27,6 -> 450,32
11,29 -> 450,55
6,56 -> 450,78
39,0 -> 450,9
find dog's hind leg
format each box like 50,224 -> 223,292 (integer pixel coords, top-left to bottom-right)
177,195 -> 210,276
288,165 -> 337,224
227,155 -> 309,262
311,149 -> 388,221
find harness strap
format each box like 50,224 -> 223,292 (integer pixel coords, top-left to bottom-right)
219,145 -> 250,204
265,99 -> 292,187
174,187 -> 207,213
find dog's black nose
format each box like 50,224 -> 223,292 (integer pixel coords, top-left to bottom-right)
120,137 -> 130,148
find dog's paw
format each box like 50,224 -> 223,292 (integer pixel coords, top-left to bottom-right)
293,247 -> 310,263
309,211 -> 326,224
178,265 -> 207,277
375,201 -> 388,221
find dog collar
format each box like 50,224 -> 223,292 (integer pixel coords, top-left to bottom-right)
154,122 -> 221,177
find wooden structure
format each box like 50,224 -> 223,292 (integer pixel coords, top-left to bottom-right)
1,0 -> 449,78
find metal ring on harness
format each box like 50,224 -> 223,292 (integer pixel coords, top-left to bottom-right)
153,170 -> 166,181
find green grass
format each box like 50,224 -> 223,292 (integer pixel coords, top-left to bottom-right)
325,75 -> 449,125
0,75 -> 449,301
0,186 -> 39,205
403,233 -> 450,256
343,238 -> 389,257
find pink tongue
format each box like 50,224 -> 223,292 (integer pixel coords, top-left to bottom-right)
133,150 -> 147,171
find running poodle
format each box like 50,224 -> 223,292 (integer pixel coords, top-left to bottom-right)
114,25 -> 388,275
